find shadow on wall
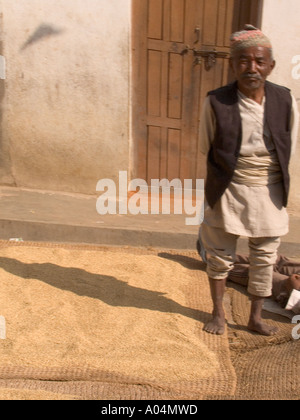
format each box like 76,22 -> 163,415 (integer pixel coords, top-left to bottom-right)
20,23 -> 65,51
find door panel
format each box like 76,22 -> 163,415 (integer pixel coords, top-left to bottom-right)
132,0 -> 262,186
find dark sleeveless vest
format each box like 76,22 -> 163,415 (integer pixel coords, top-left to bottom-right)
205,80 -> 292,208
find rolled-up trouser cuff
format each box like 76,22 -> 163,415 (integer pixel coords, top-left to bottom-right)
200,224 -> 281,296
247,236 -> 281,298
200,224 -> 238,280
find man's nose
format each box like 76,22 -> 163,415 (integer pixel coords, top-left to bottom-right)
248,60 -> 257,73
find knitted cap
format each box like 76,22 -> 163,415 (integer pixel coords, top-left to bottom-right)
230,24 -> 272,55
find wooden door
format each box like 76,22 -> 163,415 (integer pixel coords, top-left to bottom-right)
132,0 -> 262,186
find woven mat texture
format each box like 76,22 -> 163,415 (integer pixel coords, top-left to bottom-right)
0,242 -> 236,400
227,282 -> 299,400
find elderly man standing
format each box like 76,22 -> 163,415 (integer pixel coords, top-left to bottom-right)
198,25 -> 299,336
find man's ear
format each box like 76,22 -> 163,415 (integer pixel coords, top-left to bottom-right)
229,56 -> 238,79
229,56 -> 235,74
270,59 -> 276,73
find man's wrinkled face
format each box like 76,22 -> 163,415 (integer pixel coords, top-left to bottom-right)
230,46 -> 275,95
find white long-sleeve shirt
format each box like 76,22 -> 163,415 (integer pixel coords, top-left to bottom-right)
199,91 -> 299,237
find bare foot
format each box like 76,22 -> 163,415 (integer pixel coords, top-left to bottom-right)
247,320 -> 278,336
204,278 -> 227,335
248,295 -> 279,336
204,311 -> 226,335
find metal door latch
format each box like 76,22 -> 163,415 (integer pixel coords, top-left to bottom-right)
180,45 -> 228,70
193,49 -> 228,69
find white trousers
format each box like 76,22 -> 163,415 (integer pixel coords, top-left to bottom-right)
200,224 -> 281,297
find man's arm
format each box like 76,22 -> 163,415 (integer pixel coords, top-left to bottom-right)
198,96 -> 216,155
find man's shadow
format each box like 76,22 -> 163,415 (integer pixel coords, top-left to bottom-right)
0,256 -> 209,323
158,252 -> 205,271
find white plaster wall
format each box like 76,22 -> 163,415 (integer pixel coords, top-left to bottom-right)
1,0 -> 131,194
261,0 -> 300,210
